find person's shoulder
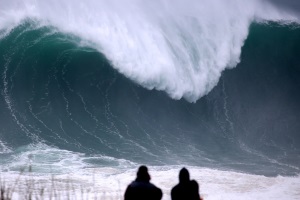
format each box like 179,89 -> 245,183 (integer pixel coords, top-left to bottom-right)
128,180 -> 141,188
150,183 -> 163,199
189,180 -> 199,191
171,183 -> 180,190
130,181 -> 160,190
171,183 -> 180,195
147,182 -> 162,195
190,180 -> 199,186
149,182 -> 162,191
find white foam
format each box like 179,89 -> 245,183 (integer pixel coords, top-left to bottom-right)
1,143 -> 136,174
1,165 -> 300,200
0,139 -> 11,153
0,0 -> 298,102
1,144 -> 299,199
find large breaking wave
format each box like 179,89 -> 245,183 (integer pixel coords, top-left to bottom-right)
0,1 -> 300,199
0,0 -> 297,102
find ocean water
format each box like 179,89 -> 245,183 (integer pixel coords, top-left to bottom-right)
0,0 -> 300,199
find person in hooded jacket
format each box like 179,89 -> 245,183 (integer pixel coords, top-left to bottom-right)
124,165 -> 163,200
171,168 -> 203,200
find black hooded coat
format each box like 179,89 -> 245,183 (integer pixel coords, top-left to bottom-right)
171,168 -> 200,200
124,166 -> 162,200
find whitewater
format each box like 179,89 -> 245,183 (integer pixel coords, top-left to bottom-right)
0,0 -> 297,102
0,0 -> 300,199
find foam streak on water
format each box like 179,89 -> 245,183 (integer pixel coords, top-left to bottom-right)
0,0 -> 298,102
0,139 -> 11,153
1,1 -> 300,199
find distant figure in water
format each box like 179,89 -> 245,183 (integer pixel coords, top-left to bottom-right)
124,165 -> 163,200
171,168 -> 203,200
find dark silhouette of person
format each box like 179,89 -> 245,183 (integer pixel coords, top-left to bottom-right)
171,168 -> 203,200
124,165 -> 163,200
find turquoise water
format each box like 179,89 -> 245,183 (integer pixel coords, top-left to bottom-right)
0,21 -> 299,176
0,1 -> 300,199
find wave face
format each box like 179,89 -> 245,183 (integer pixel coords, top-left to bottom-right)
1,20 -> 300,177
1,1 -> 300,192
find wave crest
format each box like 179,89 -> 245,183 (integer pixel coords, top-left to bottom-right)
0,0 -> 298,102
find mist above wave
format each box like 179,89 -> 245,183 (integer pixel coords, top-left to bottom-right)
0,0 -> 297,102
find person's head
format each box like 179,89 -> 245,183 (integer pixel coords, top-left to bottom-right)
136,165 -> 151,182
179,167 -> 190,183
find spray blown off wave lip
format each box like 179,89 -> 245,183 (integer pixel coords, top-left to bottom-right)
1,1 -> 300,199
0,0 -> 298,102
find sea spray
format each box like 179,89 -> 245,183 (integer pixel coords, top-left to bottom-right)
0,1 -> 300,199
0,0 -> 297,102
